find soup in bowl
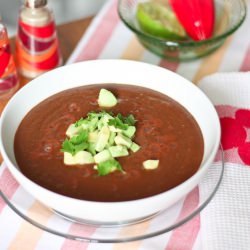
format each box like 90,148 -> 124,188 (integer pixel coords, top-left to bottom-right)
0,60 -> 220,225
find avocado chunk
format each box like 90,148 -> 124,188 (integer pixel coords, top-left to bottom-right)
143,160 -> 159,170
122,126 -> 136,138
64,151 -> 94,165
95,126 -> 110,152
94,149 -> 112,163
88,142 -> 96,156
130,142 -> 141,153
114,134 -> 132,148
66,124 -> 82,138
109,125 -> 122,133
88,131 -> 98,143
109,145 -> 129,157
98,89 -> 118,108
61,110 -> 141,176
108,131 -> 116,146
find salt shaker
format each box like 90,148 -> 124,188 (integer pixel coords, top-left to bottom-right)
15,0 -> 62,78
0,18 -> 19,98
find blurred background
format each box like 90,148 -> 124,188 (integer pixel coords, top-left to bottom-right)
0,0 -> 106,36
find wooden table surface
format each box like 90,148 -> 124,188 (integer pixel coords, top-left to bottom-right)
0,17 -> 93,162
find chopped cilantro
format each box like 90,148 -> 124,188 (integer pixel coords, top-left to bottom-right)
117,113 -> 137,126
61,131 -> 89,155
87,110 -> 113,120
61,139 -> 75,154
124,114 -> 137,125
62,107 -> 140,176
87,111 -> 100,120
97,159 -> 123,176
73,142 -> 88,152
70,131 -> 88,144
108,116 -> 128,130
108,113 -> 136,130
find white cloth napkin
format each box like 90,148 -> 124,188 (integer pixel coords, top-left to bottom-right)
198,72 -> 250,250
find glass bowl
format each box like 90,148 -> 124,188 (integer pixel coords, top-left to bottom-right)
118,0 -> 247,61
0,151 -> 224,243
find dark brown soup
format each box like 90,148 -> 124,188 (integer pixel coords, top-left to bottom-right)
14,84 -> 204,202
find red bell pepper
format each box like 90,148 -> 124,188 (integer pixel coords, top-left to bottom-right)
169,0 -> 215,41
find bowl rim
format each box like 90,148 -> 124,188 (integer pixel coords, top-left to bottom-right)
0,154 -> 224,242
0,59 -> 221,206
118,0 -> 247,47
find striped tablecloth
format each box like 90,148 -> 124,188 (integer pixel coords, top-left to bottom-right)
1,0 -> 250,249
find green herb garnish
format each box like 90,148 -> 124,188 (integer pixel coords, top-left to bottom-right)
70,130 -> 88,144
61,131 -> 88,155
97,159 -> 123,176
108,116 -> 128,130
61,89 -> 142,176
61,139 -> 75,154
108,113 -> 136,130
123,114 -> 137,126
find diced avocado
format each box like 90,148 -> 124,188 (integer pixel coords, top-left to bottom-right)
114,133 -> 132,148
95,126 -> 110,152
130,142 -> 141,153
64,152 -> 76,165
62,110 -> 140,174
66,124 -> 82,138
75,151 -> 95,164
64,151 -> 94,165
88,131 -> 98,143
98,89 -> 118,108
122,126 -> 136,138
109,145 -> 129,158
108,131 -> 116,146
109,125 -> 122,133
143,160 -> 159,170
94,149 -> 112,163
88,142 -> 96,156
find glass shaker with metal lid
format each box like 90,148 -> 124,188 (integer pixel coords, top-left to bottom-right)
16,0 -> 62,78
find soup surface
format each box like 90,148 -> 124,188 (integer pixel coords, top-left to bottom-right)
14,84 -> 204,202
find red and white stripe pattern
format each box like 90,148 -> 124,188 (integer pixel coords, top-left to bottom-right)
1,0 -> 250,248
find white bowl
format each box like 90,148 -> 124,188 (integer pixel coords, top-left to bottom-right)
0,60 -> 220,225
